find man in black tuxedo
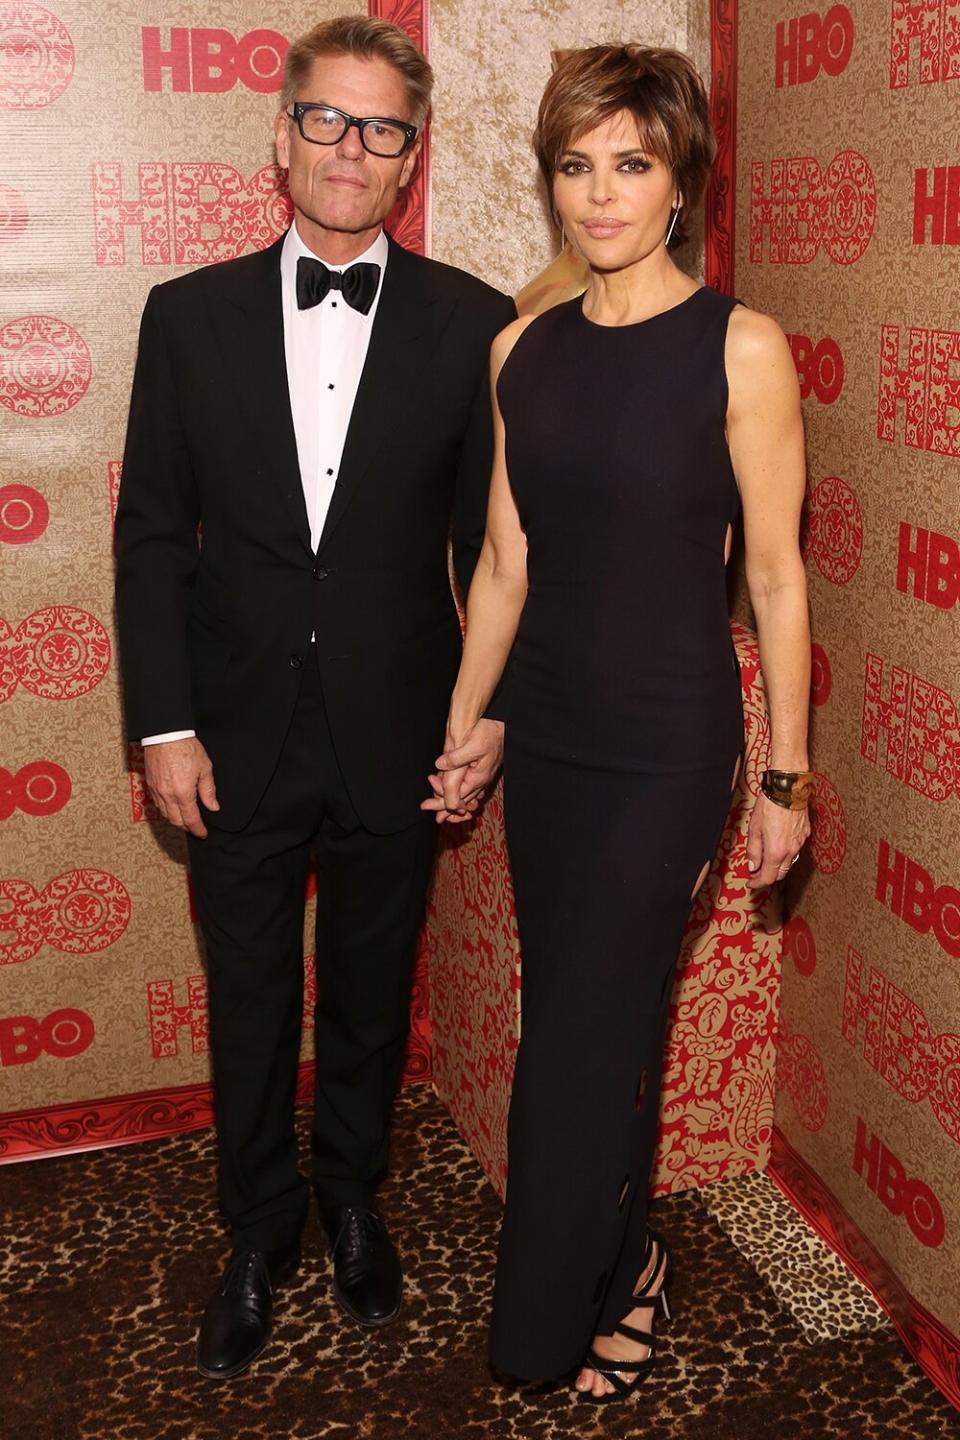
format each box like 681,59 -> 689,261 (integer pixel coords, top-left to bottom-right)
115,15 -> 513,1379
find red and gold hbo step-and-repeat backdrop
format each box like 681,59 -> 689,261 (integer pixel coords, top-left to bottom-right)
7,0 -> 958,1409
0,0 -> 429,1159
0,0 -> 704,1144
708,0 -> 960,1406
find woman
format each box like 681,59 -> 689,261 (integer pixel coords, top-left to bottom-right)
424,45 -> 812,1404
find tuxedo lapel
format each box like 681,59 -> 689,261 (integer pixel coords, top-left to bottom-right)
316,238 -> 440,555
211,238 -> 312,554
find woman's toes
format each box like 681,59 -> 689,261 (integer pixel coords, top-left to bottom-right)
575,1368 -> 593,1391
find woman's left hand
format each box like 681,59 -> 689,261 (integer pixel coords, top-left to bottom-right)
745,792 -> 811,889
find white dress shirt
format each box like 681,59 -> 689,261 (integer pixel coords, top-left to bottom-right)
142,224 -> 388,746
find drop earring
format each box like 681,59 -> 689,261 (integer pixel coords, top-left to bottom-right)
665,204 -> 681,247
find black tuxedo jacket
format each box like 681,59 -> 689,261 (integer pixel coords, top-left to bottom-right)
115,233 -> 515,834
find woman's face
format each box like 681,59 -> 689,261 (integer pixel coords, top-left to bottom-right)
552,108 -> 678,270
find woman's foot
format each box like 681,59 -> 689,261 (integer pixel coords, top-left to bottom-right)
575,1234 -> 669,1400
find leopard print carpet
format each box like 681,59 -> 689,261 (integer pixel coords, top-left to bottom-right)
697,1168 -> 888,1343
2,1085 -> 957,1440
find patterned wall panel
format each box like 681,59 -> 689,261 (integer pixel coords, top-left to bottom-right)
0,0 -> 430,1160
429,0 -> 699,292
718,0 -> 960,1408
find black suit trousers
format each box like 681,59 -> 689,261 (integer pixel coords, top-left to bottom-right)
187,647 -> 437,1250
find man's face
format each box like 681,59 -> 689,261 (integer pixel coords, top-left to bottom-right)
275,52 -> 421,248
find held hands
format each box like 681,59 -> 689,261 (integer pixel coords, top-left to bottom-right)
143,737 -> 219,838
745,791 -> 811,889
421,718 -> 505,825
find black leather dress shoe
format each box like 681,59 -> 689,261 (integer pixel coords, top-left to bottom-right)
196,1242 -> 300,1379
323,1206 -> 402,1327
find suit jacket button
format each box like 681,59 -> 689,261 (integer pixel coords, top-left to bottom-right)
289,653 -> 303,670
313,565 -> 329,581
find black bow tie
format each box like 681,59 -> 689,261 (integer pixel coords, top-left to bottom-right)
296,256 -> 380,315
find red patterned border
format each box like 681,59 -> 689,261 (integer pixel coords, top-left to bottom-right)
0,1077 -> 222,1164
705,0 -> 737,294
0,1064 -> 323,1165
769,1128 -> 960,1411
369,0 -> 430,254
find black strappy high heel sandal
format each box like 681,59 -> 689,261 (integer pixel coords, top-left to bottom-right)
578,1227 -> 673,1406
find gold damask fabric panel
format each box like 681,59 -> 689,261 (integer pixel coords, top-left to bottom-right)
732,0 -> 960,1391
429,0 -> 707,292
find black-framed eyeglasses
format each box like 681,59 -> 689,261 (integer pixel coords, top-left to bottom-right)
287,102 -> 418,158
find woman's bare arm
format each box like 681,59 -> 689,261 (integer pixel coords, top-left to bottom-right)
726,305 -> 812,886
422,315 -> 535,821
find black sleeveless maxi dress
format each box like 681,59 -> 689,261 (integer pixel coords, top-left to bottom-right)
489,285 -> 746,1380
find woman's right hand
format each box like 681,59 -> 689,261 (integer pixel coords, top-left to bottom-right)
420,718 -> 505,824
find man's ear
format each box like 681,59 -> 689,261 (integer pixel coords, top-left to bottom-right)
275,110 -> 291,168
399,134 -> 423,190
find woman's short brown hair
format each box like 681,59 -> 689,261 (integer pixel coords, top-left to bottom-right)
533,45 -> 715,249
280,15 -> 433,128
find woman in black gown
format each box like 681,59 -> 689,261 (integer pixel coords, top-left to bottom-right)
423,45 -> 812,1404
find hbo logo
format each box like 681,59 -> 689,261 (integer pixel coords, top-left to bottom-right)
776,5 -> 854,87
788,333 -> 844,403
853,1119 -> 944,1248
0,1009 -> 95,1067
142,27 -> 289,94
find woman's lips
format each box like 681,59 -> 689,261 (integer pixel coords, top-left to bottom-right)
581,219 -> 626,237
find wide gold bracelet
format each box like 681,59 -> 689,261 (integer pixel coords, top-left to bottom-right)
761,769 -> 815,810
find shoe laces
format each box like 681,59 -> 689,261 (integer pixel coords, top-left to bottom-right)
219,1250 -> 267,1297
334,1207 -> 381,1256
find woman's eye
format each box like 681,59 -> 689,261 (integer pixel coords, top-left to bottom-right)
620,157 -> 651,173
558,160 -> 587,175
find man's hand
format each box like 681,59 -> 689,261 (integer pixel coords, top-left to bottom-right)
143,737 -> 219,838
421,718 -> 505,825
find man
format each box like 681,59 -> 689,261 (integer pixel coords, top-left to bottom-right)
115,15 -> 513,1380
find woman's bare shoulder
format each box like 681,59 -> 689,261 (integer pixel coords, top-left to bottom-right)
725,303 -> 801,419
726,302 -> 793,369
